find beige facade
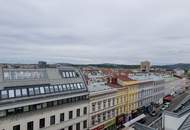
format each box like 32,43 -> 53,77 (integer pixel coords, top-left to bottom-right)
89,85 -> 117,130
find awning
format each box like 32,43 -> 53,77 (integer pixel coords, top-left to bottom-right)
123,114 -> 146,128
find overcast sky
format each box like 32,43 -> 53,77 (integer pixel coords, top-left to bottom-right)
0,0 -> 190,65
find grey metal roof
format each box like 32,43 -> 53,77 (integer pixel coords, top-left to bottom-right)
0,67 -> 88,102
164,92 -> 190,130
178,114 -> 190,130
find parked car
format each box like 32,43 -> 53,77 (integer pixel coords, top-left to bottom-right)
164,102 -> 170,105
164,104 -> 169,108
160,106 -> 166,111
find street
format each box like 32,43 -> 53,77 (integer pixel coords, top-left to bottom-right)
144,91 -> 189,126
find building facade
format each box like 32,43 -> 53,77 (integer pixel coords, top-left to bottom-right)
88,83 -> 117,130
0,67 -> 89,130
119,74 -> 165,114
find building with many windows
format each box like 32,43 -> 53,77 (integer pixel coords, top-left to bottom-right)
88,83 -> 117,130
0,66 -> 89,130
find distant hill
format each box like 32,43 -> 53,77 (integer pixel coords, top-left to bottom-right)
154,63 -> 190,70
73,63 -> 140,69
73,63 -> 190,70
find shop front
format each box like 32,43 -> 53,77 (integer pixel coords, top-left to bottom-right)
91,119 -> 116,130
116,114 -> 125,129
104,118 -> 116,130
91,124 -> 105,130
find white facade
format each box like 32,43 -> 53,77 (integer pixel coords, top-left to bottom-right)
164,78 -> 186,96
88,84 -> 117,130
137,81 -> 165,107
0,101 -> 88,130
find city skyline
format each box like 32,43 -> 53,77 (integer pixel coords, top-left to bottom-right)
0,0 -> 190,64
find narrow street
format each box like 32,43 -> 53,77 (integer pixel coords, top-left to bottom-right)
144,91 -> 189,126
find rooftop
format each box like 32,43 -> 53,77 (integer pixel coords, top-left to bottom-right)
0,67 -> 88,102
128,72 -> 175,82
164,91 -> 190,130
88,82 -> 117,96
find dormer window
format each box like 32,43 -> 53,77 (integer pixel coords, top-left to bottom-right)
62,71 -> 79,78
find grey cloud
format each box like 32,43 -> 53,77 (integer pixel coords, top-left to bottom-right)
0,0 -> 190,64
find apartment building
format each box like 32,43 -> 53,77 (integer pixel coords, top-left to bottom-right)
88,83 -> 117,130
0,66 -> 89,130
118,73 -> 165,114
163,76 -> 186,96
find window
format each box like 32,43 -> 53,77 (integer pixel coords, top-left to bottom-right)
50,86 -> 54,93
80,83 -> 84,88
108,111 -> 111,119
13,125 -> 20,130
68,125 -> 73,130
117,98 -> 119,104
50,115 -> 55,125
74,84 -> 78,89
28,88 -> 34,96
98,101 -> 102,110
112,98 -> 115,106
58,85 -> 63,91
112,109 -> 115,117
54,85 -> 59,92
36,104 -> 42,110
97,115 -> 101,123
7,108 -> 15,115
15,89 -> 21,97
91,116 -> 95,125
47,101 -> 53,107
8,90 -> 15,98
27,121 -> 33,130
92,103 -> 96,112
103,100 -> 106,108
60,113 -> 64,122
34,88 -> 40,95
66,84 -> 71,90
44,86 -> 50,93
15,107 -> 23,113
76,123 -> 80,130
83,120 -> 87,129
103,112 -> 106,121
70,84 -> 74,90
69,72 -> 73,77
108,99 -> 111,107
72,72 -> 76,77
66,72 -> 70,78
83,107 -> 87,115
69,111 -> 73,119
40,87 -> 45,94
22,89 -> 28,96
62,72 -> 66,78
39,118 -> 45,128
77,83 -> 81,89
76,109 -> 80,117
62,85 -> 67,90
